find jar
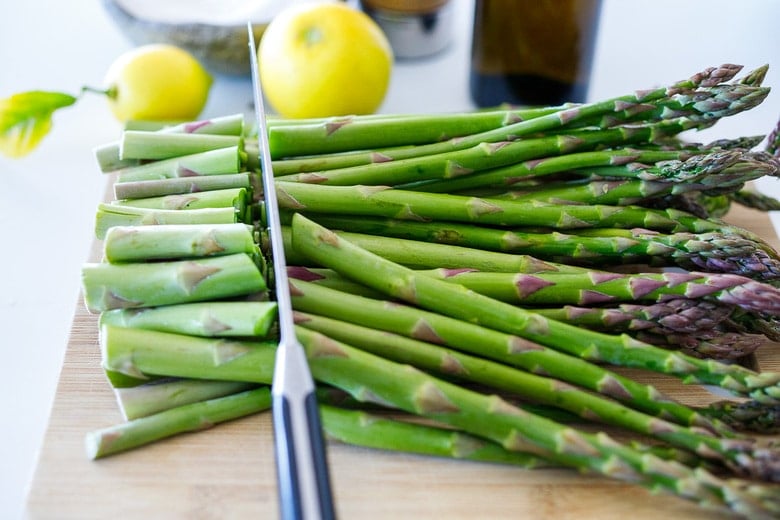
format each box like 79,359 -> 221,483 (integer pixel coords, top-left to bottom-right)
470,0 -> 602,107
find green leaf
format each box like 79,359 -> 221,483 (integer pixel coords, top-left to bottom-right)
0,90 -> 77,158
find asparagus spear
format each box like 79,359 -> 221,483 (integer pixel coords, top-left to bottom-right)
115,378 -> 258,420
287,277 -> 726,432
289,213 -> 780,280
289,214 -> 780,402
82,253 -> 267,312
275,182 -> 732,234
101,325 -> 277,384
113,172 -> 253,200
89,383 -> 557,469
86,387 -> 273,459
103,223 -> 260,262
114,146 -> 243,183
99,300 -> 277,337
119,131 -> 242,161
271,65 -> 755,175
420,269 -> 780,316
94,113 -> 246,172
94,203 -> 250,240
294,326 -> 779,518
267,107 -> 565,158
278,226 -> 586,273
294,311 -> 777,480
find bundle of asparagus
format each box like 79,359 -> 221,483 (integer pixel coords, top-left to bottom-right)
81,64 -> 780,518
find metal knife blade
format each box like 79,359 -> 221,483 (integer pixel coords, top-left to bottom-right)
247,24 -> 336,520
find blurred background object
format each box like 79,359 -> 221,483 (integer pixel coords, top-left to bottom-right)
470,0 -> 602,107
102,0 -> 332,75
359,0 -> 454,59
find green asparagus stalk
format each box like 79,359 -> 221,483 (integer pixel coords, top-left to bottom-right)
113,172 -> 253,200
401,147 -> 707,194
288,213 -> 780,280
115,378 -> 258,419
271,65 -> 756,175
275,182 -> 732,234
295,326 -> 779,518
633,329 -> 763,361
420,268 -> 780,316
94,113 -> 246,172
294,311 -> 777,479
289,214 -> 780,402
287,276 -> 726,432
278,226 -> 586,273
114,146 -> 243,183
119,131 -> 242,161
99,300 -> 277,337
267,107 -> 565,158
528,299 -> 740,336
82,253 -> 267,312
101,325 -> 277,384
86,387 -> 272,459
103,223 -> 259,262
731,189 -> 780,211
319,404 -> 556,468
112,187 -> 249,211
89,381 -> 558,468
94,203 -> 250,240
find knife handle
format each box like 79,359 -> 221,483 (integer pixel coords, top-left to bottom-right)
272,390 -> 336,520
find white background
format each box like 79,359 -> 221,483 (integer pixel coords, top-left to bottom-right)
1,1 -> 779,518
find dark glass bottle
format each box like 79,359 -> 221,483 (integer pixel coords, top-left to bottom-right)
470,0 -> 602,107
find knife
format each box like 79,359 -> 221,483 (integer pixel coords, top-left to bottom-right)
247,24 -> 336,520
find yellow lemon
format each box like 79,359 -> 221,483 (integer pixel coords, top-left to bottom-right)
103,44 -> 213,122
258,2 -> 393,118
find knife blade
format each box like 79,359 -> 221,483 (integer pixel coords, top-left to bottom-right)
247,24 -> 336,520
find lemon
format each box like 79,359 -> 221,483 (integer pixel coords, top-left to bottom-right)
258,2 -> 393,119
103,44 -> 213,122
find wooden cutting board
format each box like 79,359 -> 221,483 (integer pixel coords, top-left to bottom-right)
25,204 -> 780,520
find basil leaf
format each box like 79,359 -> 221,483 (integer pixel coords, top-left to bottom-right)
0,91 -> 77,158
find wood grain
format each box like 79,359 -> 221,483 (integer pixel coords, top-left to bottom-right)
26,205 -> 779,519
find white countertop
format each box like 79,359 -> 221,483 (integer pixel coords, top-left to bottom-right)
1,1 -> 778,518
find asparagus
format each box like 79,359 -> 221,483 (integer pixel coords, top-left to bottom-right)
295,311 -> 779,480
99,301 -> 277,337
278,226 -> 587,273
115,378 -> 258,419
402,147 -> 707,194
94,113 -> 245,172
529,299 -> 741,336
113,172 -> 253,200
276,182 -> 733,234
90,381 -> 557,468
119,131 -> 242,161
319,404 -> 555,468
295,326 -> 779,518
288,277 -> 726,432
731,189 -> 780,211
633,329 -> 764,361
101,325 -> 277,384
420,269 -> 780,316
704,400 -> 780,434
86,387 -> 273,459
267,107 -> 565,158
82,253 -> 267,312
288,213 -> 780,280
112,187 -> 249,212
114,146 -> 243,183
289,214 -> 780,401
103,223 -> 259,262
271,65 -> 755,175
94,203 -> 250,240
